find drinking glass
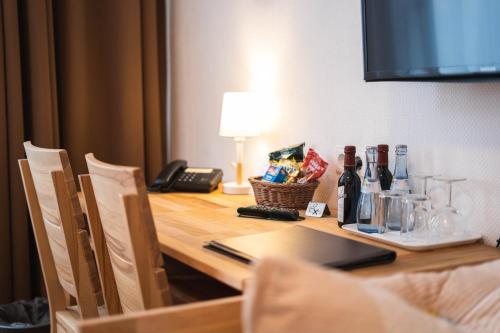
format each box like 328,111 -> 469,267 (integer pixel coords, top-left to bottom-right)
379,190 -> 405,231
429,177 -> 467,239
358,191 -> 385,233
401,194 -> 432,240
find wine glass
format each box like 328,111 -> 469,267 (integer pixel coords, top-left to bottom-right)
430,177 -> 467,240
401,194 -> 432,241
410,173 -> 440,196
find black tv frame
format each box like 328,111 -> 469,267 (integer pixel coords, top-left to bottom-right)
361,0 -> 500,82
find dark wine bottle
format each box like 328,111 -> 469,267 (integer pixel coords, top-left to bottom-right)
377,144 -> 393,191
337,146 -> 361,227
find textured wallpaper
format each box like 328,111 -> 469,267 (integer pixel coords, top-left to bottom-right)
172,0 -> 500,246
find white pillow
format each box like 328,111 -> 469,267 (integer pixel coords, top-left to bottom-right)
243,257 -> 462,333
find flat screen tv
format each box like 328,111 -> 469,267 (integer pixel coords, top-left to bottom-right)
362,0 -> 500,81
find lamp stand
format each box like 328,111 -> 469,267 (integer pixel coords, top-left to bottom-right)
222,137 -> 252,195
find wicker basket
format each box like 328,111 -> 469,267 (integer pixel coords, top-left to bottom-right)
249,176 -> 319,210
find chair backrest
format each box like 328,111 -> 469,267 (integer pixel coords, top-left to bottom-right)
22,141 -> 100,319
79,174 -> 122,315
79,296 -> 242,333
19,159 -> 67,333
85,153 -> 171,313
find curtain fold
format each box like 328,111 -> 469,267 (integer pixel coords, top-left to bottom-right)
141,0 -> 166,182
56,0 -> 167,182
0,0 -> 31,303
20,0 -> 60,147
0,0 -> 167,303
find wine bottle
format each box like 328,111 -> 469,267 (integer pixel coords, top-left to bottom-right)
377,144 -> 393,190
337,146 -> 361,228
357,146 -> 383,233
390,144 -> 410,193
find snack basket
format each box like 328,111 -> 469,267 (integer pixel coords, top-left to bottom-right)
249,176 -> 319,210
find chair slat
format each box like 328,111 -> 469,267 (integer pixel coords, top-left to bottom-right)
22,141 -> 102,326
85,153 -> 172,313
18,159 -> 67,333
79,174 -> 123,315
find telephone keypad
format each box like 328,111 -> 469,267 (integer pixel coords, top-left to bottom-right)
179,173 -> 198,182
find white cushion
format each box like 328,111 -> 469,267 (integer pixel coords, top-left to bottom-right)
243,257 -> 473,333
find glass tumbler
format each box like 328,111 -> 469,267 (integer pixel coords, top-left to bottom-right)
401,194 -> 432,240
379,190 -> 405,231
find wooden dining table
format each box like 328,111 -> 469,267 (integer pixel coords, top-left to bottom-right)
149,189 -> 500,291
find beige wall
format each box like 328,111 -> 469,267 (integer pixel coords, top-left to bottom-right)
171,0 -> 500,246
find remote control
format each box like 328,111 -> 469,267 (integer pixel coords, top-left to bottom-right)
237,205 -> 303,221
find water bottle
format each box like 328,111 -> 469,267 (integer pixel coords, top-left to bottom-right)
390,144 -> 410,193
357,146 -> 383,233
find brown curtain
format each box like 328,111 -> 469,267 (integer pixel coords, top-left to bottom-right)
0,0 -> 167,303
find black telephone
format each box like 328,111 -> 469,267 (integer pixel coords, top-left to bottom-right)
148,160 -> 223,193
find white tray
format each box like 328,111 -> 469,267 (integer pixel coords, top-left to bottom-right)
342,224 -> 482,251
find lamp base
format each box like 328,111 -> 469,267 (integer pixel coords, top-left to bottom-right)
222,181 -> 252,195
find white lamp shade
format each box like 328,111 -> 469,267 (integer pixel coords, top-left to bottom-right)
219,92 -> 261,138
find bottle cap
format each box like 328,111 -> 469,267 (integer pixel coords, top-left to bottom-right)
344,145 -> 356,167
377,144 -> 389,165
377,144 -> 389,152
366,146 -> 377,153
365,146 -> 377,163
395,144 -> 408,154
344,145 -> 356,154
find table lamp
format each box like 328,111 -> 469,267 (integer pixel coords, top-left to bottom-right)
219,92 -> 260,194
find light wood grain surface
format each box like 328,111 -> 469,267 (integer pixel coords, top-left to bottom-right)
150,189 -> 500,291
79,296 -> 241,333
85,154 -> 172,312
23,142 -> 101,320
19,159 -> 68,333
79,174 -> 122,315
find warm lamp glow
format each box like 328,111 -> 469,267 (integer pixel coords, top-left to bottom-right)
250,53 -> 276,94
219,92 -> 260,138
219,91 -> 260,194
248,51 -> 279,133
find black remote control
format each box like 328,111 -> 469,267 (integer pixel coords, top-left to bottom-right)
237,205 -> 303,221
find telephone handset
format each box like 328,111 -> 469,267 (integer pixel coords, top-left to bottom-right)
148,159 -> 223,193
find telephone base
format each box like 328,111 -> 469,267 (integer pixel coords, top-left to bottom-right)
222,181 -> 252,195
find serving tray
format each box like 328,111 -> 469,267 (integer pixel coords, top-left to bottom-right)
342,224 -> 482,251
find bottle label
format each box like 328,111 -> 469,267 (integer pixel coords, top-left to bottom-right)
361,180 -> 381,194
391,179 -> 410,193
337,186 -> 344,222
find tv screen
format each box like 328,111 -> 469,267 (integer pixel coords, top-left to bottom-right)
362,0 -> 500,81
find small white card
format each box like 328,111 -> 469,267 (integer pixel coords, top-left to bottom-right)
305,202 -> 331,218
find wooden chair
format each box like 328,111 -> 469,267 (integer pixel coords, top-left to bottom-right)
19,142 -> 119,332
78,296 -> 242,333
78,174 -> 122,315
84,153 -> 172,312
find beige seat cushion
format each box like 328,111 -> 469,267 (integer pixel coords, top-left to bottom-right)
243,257 -> 500,333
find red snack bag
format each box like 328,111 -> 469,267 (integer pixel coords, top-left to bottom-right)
298,148 -> 328,183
